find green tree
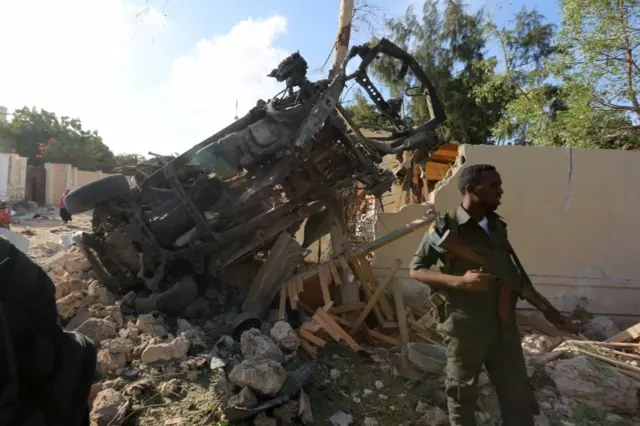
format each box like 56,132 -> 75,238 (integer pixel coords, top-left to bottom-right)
490,1 -> 640,148
114,153 -> 146,168
476,7 -> 559,145
342,89 -> 384,126
0,107 -> 116,171
371,0 -> 503,145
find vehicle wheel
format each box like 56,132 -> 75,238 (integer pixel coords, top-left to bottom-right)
64,174 -> 130,214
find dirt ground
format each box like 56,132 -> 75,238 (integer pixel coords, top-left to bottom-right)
12,210 -> 94,264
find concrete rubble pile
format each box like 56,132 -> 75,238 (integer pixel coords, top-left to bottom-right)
34,230 -> 640,425
44,244 -> 315,426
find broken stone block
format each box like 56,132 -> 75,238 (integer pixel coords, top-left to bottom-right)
88,282 -> 116,306
101,337 -> 135,355
90,303 -> 125,329
417,406 -> 449,425
364,418 -> 379,426
521,334 -> 562,355
176,318 -> 206,347
329,411 -> 353,426
164,418 -> 184,426
97,349 -> 127,375
140,337 -> 190,364
240,328 -> 284,363
136,314 -> 168,337
270,321 -> 300,352
57,291 -> 91,320
76,318 -> 117,344
90,388 -> 128,426
55,277 -> 85,300
228,386 -> 258,408
254,412 -> 277,426
66,310 -> 93,330
229,359 -> 287,396
546,355 -> 638,414
62,253 -> 91,274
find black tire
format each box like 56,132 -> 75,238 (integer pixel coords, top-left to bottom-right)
64,174 -> 130,214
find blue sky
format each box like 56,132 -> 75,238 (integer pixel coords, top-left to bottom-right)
0,0 -> 562,156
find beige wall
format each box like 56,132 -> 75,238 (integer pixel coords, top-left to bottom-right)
371,144 -> 640,325
7,153 -> 27,198
45,162 -> 123,205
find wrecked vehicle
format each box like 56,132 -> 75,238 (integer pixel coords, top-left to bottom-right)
64,38 -> 446,296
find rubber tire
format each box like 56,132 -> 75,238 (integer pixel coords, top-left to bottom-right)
64,174 -> 130,214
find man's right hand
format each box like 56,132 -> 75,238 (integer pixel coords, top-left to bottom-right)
456,269 -> 494,291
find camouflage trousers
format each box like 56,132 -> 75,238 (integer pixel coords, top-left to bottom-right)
440,319 -> 538,426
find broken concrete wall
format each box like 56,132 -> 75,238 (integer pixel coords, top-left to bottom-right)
371,144 -> 640,326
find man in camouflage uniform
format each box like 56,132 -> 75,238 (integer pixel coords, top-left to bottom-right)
410,164 -> 569,425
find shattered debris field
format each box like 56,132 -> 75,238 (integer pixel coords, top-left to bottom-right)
10,206 -> 640,426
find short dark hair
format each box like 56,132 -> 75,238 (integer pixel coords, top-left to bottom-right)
457,164 -> 497,194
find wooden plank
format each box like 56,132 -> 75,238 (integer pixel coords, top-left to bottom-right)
606,322 -> 640,343
287,279 -> 298,310
328,261 -> 342,285
350,259 -> 403,334
242,232 -> 302,313
349,211 -> 437,259
318,264 -> 333,306
369,329 -> 401,346
349,259 -> 385,325
296,274 -> 305,293
515,313 -> 579,340
302,320 -> 322,333
300,329 -> 327,348
312,313 -> 343,342
337,255 -> 350,275
357,259 -> 395,321
278,283 -> 287,320
315,308 -> 361,351
329,302 -> 366,314
392,279 -> 410,346
328,202 -> 360,315
299,338 -> 318,357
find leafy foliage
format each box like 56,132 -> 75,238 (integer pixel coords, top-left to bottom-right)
0,107 -> 117,171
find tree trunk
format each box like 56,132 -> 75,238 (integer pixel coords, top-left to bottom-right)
330,0 -> 355,77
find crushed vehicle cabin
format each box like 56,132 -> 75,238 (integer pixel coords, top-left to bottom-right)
64,39 -> 447,306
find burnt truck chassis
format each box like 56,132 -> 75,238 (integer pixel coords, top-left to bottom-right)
72,38 -> 447,296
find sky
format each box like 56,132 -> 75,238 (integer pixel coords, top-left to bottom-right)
0,0 -> 562,156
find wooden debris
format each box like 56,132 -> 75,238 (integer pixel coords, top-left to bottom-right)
315,308 -> 360,351
350,258 -> 402,334
392,278 -> 410,346
242,232 -> 303,313
287,279 -> 298,310
329,302 -> 365,314
368,329 -> 401,346
300,329 -> 327,348
278,283 -> 287,320
349,211 -> 437,259
606,322 -> 640,343
318,264 -> 333,306
356,259 -> 395,321
328,261 -> 342,285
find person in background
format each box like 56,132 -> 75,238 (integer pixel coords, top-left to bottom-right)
59,189 -> 72,225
